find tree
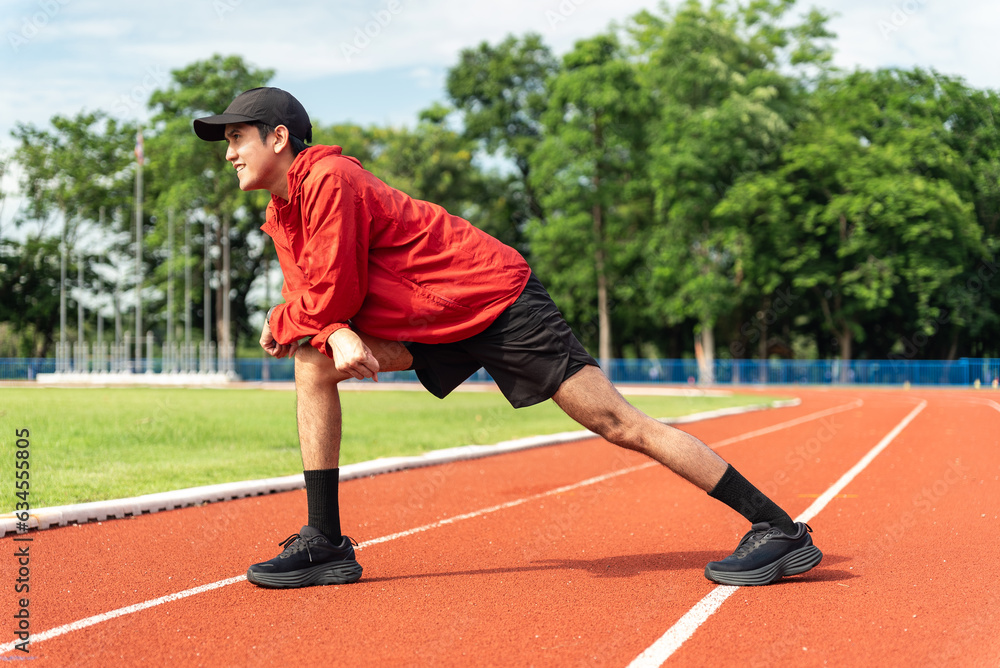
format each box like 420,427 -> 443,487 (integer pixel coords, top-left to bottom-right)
633,0 -> 833,380
9,111 -> 136,353
0,155 -> 7,232
314,107 -> 511,243
447,33 -> 559,249
0,237 -> 65,357
528,33 -> 652,363
146,54 -> 274,353
932,79 -> 1000,357
12,111 -> 135,240
719,69 -> 987,368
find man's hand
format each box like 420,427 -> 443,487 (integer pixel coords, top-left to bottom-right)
327,327 -> 380,381
260,317 -> 299,359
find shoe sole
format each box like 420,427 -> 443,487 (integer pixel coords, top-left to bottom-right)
246,560 -> 363,589
704,545 -> 823,586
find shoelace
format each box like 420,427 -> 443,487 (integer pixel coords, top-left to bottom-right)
277,534 -> 360,563
733,523 -> 812,558
733,528 -> 780,558
278,533 -> 314,562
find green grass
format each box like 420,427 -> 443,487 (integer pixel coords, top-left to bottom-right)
0,386 -> 785,509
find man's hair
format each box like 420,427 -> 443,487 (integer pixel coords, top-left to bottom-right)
251,121 -> 309,156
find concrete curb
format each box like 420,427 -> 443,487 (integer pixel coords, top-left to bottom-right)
1,398 -> 799,537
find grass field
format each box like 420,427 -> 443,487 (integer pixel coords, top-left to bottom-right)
0,386 -> 784,509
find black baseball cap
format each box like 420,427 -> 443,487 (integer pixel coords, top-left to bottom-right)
193,87 -> 312,143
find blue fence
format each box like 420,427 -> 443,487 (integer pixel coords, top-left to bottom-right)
2,357 -> 998,388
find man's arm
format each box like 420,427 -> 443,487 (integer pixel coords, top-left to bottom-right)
325,327 -> 380,381
260,304 -> 301,359
268,172 -> 371,357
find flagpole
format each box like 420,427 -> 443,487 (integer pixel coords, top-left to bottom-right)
167,208 -> 174,348
134,127 -> 144,371
184,212 -> 192,370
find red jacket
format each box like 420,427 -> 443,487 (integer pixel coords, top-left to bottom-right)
262,145 -> 531,358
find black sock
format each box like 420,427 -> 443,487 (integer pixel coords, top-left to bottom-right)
709,465 -> 796,534
304,468 -> 342,540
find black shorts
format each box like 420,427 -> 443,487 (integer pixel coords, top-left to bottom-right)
403,274 -> 598,408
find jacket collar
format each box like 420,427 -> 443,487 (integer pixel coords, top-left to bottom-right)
271,144 -> 364,211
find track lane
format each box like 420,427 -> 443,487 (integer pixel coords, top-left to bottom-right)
2,391 -> 847,637
666,390 -> 1000,667
2,390 -> 857,665
12,390 -> 988,666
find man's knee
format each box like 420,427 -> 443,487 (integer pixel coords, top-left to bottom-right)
295,345 -> 349,385
590,409 -> 644,451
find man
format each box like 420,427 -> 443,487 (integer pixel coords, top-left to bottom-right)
194,87 -> 822,589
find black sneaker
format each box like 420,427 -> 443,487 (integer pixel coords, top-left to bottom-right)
704,522 -> 822,586
246,525 -> 363,588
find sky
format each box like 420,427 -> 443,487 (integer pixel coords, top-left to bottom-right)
1,0 -> 999,227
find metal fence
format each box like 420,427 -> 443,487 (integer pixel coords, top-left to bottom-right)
2,357 -> 998,388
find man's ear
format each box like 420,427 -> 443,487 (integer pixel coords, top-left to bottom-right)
272,125 -> 291,154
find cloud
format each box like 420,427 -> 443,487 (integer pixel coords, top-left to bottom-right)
4,0 -> 999,232
827,0 -> 1000,89
3,0 -> 999,154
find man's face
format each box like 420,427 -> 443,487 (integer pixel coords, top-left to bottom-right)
224,123 -> 283,194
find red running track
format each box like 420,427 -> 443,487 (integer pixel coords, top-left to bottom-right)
2,388 -> 998,667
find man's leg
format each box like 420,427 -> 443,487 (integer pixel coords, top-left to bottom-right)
551,364 -> 791,521
294,334 -> 413,468
551,365 -> 821,585
551,364 -> 728,490
245,335 -> 412,589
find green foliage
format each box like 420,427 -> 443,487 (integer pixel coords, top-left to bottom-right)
7,113 -> 137,355
634,0 -> 831,352
719,68 -> 990,361
3,5 -> 999,363
447,33 -> 559,247
12,111 -> 135,241
528,33 -> 653,359
0,238 -> 61,356
146,54 -> 275,347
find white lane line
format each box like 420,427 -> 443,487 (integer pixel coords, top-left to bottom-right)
710,399 -> 863,449
0,464 -> 654,655
797,400 -> 926,524
627,586 -> 740,667
0,576 -> 247,653
357,463 -> 656,548
959,397 -> 1000,414
0,396 -> 865,656
627,399 -> 927,668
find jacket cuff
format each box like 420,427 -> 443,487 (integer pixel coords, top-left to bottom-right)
311,322 -> 353,359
